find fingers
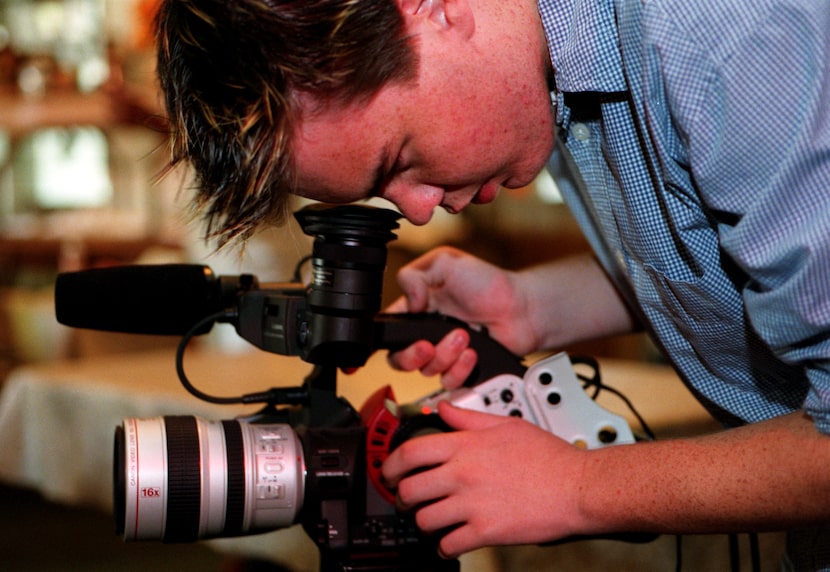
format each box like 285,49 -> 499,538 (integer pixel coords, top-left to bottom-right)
421,329 -> 471,377
383,408 -> 575,559
384,246 -> 490,387
381,409 -> 540,559
390,464 -> 480,558
394,246 -> 469,314
411,495 -> 467,537
386,339 -> 436,372
435,400 -> 510,430
399,482 -> 488,559
436,522 -> 489,560
386,328 -> 476,389
383,406 -> 511,488
383,433 -> 452,490
393,258 -> 436,313
395,465 -> 453,511
385,430 -> 498,559
384,295 -> 411,314
438,347 -> 478,390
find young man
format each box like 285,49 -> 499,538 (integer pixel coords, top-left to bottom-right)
155,0 -> 830,569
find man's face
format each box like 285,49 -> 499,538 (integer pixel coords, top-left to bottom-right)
292,3 -> 555,225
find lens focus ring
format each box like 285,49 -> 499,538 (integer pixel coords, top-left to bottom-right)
163,416 -> 202,542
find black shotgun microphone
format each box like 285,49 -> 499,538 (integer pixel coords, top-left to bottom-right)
54,264 -> 248,336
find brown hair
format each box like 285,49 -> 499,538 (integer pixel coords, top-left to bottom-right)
155,0 -> 418,245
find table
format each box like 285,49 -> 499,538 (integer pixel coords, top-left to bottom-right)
0,346 -> 717,570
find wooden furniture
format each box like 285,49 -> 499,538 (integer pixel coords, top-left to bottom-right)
0,86 -> 164,138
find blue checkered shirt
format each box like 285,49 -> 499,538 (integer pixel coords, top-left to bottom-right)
539,0 -> 830,567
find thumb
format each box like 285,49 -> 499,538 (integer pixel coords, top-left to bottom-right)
384,295 -> 411,314
437,401 -> 510,431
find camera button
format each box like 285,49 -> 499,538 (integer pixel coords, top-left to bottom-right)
256,483 -> 285,500
258,442 -> 285,454
264,461 -> 284,473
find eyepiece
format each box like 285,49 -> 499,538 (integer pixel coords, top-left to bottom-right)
294,204 -> 402,366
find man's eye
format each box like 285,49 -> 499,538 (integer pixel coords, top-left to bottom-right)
389,157 -> 412,179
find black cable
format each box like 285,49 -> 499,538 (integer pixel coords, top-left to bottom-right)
175,311 -> 245,404
675,534 -> 683,572
749,532 -> 761,572
175,310 -> 311,407
571,355 -> 656,441
729,533 -> 740,572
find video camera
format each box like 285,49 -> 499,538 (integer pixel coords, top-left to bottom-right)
55,204 -> 637,572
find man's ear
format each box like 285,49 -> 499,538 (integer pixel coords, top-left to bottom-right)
397,0 -> 475,39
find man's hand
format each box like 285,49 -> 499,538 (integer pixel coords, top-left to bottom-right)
385,246 -> 536,388
382,401 -> 590,558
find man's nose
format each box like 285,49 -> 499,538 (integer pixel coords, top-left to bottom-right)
381,181 -> 444,225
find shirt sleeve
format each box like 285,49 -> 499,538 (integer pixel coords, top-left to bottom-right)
654,0 -> 830,430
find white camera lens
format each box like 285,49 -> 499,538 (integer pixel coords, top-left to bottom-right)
114,416 -> 304,542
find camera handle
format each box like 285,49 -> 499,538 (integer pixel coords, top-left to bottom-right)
373,312 -> 527,385
303,311 -> 525,428
259,312 -> 526,428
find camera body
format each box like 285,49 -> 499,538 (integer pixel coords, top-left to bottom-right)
57,204 -> 637,572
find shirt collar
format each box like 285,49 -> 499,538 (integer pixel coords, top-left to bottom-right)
537,0 -> 627,93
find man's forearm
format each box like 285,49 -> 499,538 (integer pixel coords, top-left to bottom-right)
578,411 -> 830,535
518,253 -> 639,351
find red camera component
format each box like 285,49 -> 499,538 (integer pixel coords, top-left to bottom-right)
360,385 -> 401,504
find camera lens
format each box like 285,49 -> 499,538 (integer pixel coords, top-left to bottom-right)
294,204 -> 401,366
114,416 -> 304,542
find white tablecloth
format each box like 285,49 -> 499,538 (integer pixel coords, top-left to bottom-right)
0,346 -> 715,570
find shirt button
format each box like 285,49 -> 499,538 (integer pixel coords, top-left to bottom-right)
571,122 -> 591,141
